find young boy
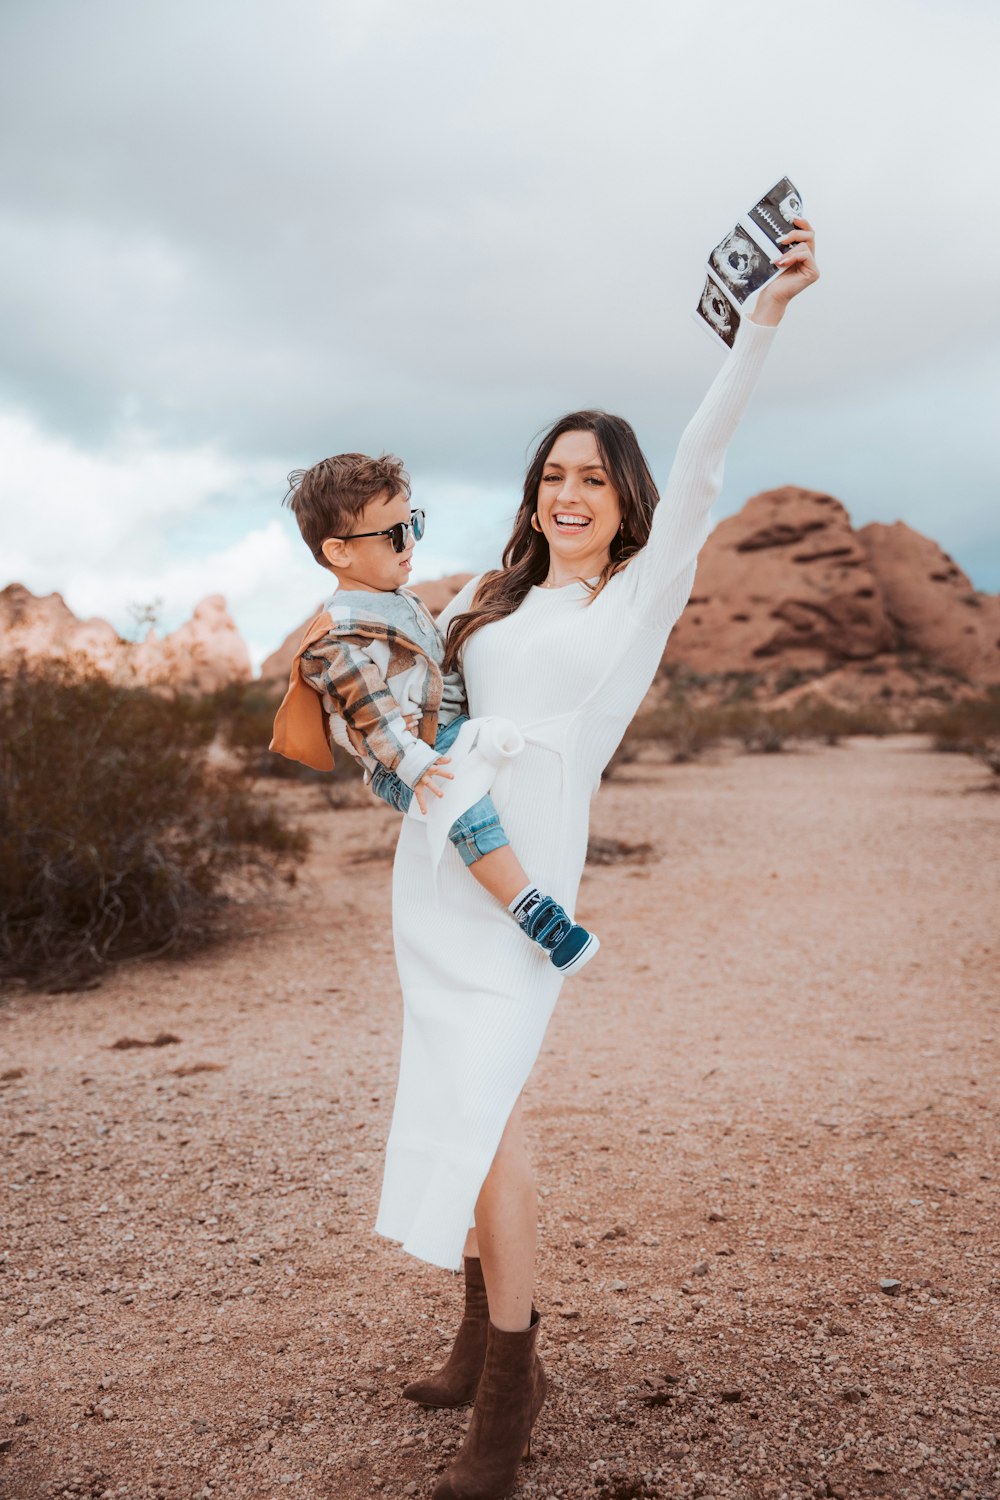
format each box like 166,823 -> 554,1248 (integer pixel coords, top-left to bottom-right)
270,451 -> 599,975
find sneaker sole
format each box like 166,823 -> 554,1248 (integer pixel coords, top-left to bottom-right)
552,933 -> 600,976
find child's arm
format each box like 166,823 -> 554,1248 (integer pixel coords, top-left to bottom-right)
301,635 -> 443,790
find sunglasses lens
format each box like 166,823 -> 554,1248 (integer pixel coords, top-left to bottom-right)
388,523 -> 406,553
412,509 -> 425,542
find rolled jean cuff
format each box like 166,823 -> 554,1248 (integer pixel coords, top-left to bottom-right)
448,812 -> 510,868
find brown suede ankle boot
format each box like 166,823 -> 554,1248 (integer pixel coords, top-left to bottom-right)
431,1305 -> 547,1500
402,1255 -> 490,1407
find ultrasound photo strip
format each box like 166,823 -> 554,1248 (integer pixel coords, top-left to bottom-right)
707,222 -> 776,307
691,271 -> 740,353
747,175 -> 803,254
692,174 -> 804,352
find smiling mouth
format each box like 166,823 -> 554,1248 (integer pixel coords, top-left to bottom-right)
553,513 -> 592,532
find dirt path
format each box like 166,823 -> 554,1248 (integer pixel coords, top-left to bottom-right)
2,736 -> 998,1500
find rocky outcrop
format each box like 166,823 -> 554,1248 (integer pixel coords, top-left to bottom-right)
663,486 -> 897,675
0,584 -> 126,677
8,494 -> 998,708
856,521 -> 1000,685
132,595 -> 253,694
0,585 -> 251,693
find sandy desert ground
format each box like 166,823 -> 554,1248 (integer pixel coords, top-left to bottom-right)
1,735 -> 998,1500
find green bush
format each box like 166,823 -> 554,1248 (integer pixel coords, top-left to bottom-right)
0,666 -> 309,990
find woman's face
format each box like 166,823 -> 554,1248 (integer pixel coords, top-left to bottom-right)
535,430 -> 623,574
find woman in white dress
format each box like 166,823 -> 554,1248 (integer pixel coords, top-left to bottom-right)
376,218 -> 820,1499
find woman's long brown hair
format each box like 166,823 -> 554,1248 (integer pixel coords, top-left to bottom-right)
442,409 -> 660,673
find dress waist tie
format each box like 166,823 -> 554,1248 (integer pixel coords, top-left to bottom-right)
406,712 -> 579,883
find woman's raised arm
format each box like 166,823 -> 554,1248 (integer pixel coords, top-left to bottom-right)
625,215 -> 819,633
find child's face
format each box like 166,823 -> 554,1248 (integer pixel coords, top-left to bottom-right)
535,430 -> 623,574
322,489 -> 417,592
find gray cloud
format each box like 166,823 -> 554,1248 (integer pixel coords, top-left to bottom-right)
2,0 -> 999,638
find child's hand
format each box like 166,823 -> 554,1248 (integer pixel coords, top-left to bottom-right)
412,756 -> 454,815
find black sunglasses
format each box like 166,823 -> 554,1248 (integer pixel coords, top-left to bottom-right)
334,508 -> 425,554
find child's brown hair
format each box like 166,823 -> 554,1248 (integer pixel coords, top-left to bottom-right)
283,452 -> 411,568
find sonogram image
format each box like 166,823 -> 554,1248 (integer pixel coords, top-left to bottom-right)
708,224 -> 775,303
747,176 -> 803,252
695,274 -> 739,349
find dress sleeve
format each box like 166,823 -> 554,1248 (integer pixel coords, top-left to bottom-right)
624,314 -> 779,632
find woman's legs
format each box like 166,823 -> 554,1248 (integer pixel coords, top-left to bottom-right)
469,1091 -> 537,1332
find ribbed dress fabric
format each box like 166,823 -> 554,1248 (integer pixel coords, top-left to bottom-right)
373,314 -> 779,1271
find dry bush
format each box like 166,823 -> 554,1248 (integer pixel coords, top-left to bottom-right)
913,693 -> 1000,755
776,694 -> 894,745
0,666 -> 309,990
606,692 -> 895,773
191,682 -> 355,782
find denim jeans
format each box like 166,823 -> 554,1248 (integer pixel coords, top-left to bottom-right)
369,713 -> 510,867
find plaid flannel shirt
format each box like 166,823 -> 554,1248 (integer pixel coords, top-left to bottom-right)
270,589 -> 466,788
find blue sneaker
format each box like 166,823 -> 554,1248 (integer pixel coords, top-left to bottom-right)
515,893 -> 600,975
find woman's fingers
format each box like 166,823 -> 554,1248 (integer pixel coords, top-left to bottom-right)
776,247 -> 812,266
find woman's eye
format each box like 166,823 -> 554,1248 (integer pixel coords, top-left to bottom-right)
542,474 -> 560,482
585,477 -> 605,486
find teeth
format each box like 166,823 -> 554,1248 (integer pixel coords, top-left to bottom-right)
555,515 -> 590,526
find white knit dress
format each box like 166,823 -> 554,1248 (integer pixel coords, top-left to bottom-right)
374,313 -> 779,1271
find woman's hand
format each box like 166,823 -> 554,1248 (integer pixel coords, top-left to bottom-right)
750,216 -> 819,325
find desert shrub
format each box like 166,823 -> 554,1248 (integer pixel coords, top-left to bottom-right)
913,694 -> 1000,755
0,666 -> 309,990
628,704 -> 726,763
607,693 -> 897,770
779,694 -> 894,745
196,681 -> 355,781
774,665 -> 816,695
714,703 -> 790,752
720,671 -> 761,705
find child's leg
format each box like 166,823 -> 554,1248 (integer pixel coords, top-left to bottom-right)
468,845 -> 531,908
448,796 -> 600,975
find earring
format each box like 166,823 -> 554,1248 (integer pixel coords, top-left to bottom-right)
531,513 -> 541,532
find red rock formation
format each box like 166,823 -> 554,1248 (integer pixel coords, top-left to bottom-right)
0,584 -> 125,677
856,521 -> 1000,685
133,595 -> 252,693
663,486 -> 896,674
0,585 -> 251,693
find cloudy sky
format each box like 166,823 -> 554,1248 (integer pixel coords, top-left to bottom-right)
1,0 -> 997,668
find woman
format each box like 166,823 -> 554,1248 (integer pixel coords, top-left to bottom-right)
375,217 -> 820,1499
